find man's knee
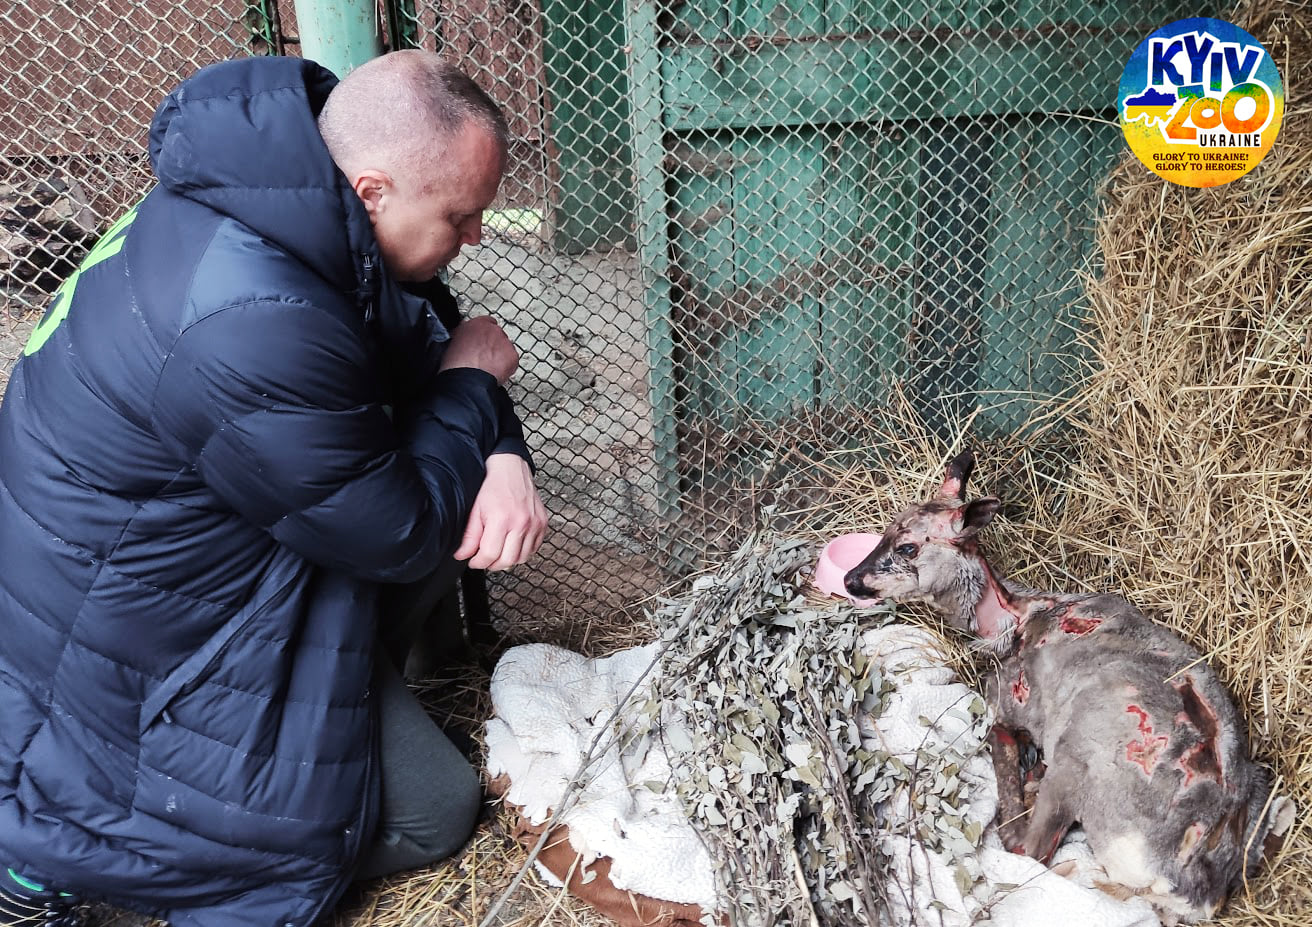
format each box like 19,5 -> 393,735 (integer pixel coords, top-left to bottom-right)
357,760 -> 482,880
414,758 -> 482,860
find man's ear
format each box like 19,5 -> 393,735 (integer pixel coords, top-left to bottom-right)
351,168 -> 393,218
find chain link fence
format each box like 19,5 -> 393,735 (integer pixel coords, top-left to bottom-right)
0,0 -> 1194,635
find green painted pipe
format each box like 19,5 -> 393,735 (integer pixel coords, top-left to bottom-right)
293,0 -> 382,77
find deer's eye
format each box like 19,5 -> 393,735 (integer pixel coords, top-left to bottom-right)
895,543 -> 919,558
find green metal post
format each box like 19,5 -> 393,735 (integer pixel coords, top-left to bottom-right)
384,0 -> 422,52
623,0 -> 686,553
242,1 -> 285,56
293,0 -> 382,77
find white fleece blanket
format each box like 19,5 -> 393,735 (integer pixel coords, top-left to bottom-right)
484,642 -> 721,911
485,628 -> 1161,927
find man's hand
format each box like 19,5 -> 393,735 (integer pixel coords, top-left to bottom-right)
454,453 -> 547,570
439,316 -> 519,384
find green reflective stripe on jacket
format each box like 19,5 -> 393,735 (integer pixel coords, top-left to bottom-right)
23,204 -> 139,357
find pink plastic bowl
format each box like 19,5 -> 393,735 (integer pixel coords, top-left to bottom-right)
814,532 -> 883,606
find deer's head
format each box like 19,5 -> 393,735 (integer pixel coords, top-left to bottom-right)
844,451 -> 1001,632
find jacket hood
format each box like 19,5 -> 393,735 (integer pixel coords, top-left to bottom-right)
149,57 -> 379,298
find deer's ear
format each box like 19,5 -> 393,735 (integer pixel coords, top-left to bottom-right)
957,497 -> 1000,538
939,450 -> 976,500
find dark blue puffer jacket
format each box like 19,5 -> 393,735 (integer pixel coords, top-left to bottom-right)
0,57 -> 527,926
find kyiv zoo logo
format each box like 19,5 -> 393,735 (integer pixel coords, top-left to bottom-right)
1118,18 -> 1283,187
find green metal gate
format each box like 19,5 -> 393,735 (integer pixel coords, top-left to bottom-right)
609,0 -> 1197,517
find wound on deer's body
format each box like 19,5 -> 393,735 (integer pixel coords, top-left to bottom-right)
1178,821 -> 1205,862
1125,705 -> 1169,776
1173,678 -> 1223,787
1217,807 -> 1250,854
1059,614 -> 1103,635
1038,823 -> 1071,865
1204,808 -> 1247,852
1011,668 -> 1030,705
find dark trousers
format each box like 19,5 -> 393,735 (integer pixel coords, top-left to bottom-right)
354,560 -> 482,881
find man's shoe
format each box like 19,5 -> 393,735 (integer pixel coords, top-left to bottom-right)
0,869 -> 81,927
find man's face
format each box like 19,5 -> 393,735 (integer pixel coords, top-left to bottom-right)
358,121 -> 503,283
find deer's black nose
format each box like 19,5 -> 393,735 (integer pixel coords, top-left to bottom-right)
844,569 -> 873,597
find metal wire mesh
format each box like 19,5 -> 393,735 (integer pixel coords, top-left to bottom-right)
627,1 -> 1173,554
0,0 -> 1190,633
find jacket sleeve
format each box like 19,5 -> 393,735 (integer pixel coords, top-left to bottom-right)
489,406 -> 532,467
405,277 -> 535,471
150,298 -> 506,583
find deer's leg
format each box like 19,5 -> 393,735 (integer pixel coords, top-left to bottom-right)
1015,729 -> 1046,812
989,726 -> 1030,852
1019,769 -> 1077,865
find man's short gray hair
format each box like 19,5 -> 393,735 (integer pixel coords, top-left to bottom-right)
318,49 -> 509,187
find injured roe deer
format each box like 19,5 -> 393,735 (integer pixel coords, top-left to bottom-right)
844,452 -> 1293,923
